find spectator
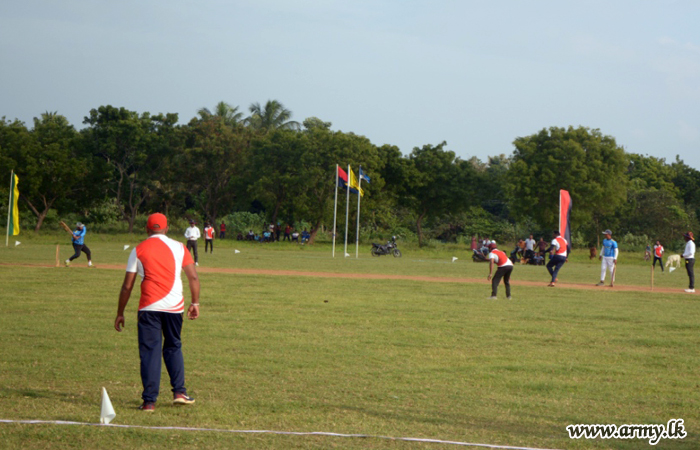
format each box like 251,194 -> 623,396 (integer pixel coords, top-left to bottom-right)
291,230 -> 300,242
301,229 -> 310,243
284,224 -> 292,241
537,237 -> 548,257
247,230 -> 255,241
219,222 -> 226,239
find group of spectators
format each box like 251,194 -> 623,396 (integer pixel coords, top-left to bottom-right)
241,223 -> 310,244
472,235 -> 547,265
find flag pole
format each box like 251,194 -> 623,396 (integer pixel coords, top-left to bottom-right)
344,165 -> 351,257
355,165 -> 362,259
332,164 -> 338,258
6,170 -> 13,247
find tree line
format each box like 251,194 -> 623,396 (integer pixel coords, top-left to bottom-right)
1,100 -> 699,248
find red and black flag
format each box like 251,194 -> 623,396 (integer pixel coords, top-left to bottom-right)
559,189 -> 572,253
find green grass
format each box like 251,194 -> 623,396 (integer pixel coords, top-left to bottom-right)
0,238 -> 699,449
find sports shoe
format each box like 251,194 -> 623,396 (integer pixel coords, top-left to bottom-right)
685,289 -> 695,293
507,296 -> 513,300
547,282 -> 556,287
595,281 -> 605,286
195,262 -> 199,267
488,296 -> 497,300
138,402 -> 155,411
88,262 -> 95,268
64,259 -> 70,267
173,393 -> 195,405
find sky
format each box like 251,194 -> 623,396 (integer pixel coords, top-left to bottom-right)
1,0 -> 699,168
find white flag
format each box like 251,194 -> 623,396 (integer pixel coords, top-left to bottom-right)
100,387 -> 116,424
234,249 -> 240,254
452,257 -> 458,262
14,241 -> 21,247
123,245 -> 130,251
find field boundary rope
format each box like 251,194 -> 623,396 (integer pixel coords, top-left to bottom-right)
0,419 -> 561,449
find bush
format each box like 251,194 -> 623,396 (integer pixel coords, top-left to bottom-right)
620,232 -> 650,252
220,211 -> 267,235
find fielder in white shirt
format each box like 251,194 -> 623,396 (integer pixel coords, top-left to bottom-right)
682,232 -> 695,293
184,220 -> 201,266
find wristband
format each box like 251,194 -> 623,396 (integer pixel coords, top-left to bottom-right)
191,303 -> 200,306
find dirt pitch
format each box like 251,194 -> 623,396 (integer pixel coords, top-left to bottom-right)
3,262 -> 693,295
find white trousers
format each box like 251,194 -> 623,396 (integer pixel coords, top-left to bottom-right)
601,256 -> 615,281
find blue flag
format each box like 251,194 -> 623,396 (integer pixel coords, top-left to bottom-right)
359,168 -> 370,183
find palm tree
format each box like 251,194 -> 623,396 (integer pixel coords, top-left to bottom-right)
246,100 -> 300,132
197,101 -> 244,127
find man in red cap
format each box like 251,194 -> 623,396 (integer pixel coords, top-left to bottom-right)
114,213 -> 201,411
486,242 -> 514,300
682,231 -> 695,293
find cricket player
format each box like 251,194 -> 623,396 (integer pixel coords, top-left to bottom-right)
545,231 -> 568,287
184,220 -> 201,266
486,242 -> 513,299
682,232 -> 695,293
65,222 -> 94,267
597,229 -> 618,286
653,240 -> 664,272
203,222 -> 215,253
114,213 -> 200,411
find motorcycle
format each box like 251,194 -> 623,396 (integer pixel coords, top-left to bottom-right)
371,236 -> 402,257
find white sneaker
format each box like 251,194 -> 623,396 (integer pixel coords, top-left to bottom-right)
64,259 -> 70,267
195,262 -> 199,266
507,296 -> 513,300
685,289 -> 695,293
489,296 -> 497,300
88,261 -> 94,267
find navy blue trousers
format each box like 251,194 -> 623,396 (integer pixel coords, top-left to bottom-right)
547,255 -> 567,282
137,311 -> 187,403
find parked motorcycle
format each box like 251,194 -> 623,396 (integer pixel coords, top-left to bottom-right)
371,236 -> 401,257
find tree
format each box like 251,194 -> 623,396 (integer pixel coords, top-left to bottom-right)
83,106 -> 178,232
181,117 -> 250,224
246,130 -> 305,226
293,128 -> 381,243
246,100 -> 300,132
506,126 -> 628,243
0,114 -> 90,231
403,142 -> 476,246
197,101 -> 244,128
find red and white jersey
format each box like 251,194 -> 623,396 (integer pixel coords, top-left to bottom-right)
126,234 -> 194,313
654,245 -> 664,257
488,249 -> 513,267
204,226 -> 215,239
551,236 -> 568,256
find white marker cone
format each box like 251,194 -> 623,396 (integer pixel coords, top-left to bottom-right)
234,249 -> 240,254
669,267 -> 676,273
345,253 -> 350,257
452,257 -> 458,262
100,387 -> 116,424
123,245 -> 129,251
14,241 -> 21,247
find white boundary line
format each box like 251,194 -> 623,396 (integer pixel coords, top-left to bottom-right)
0,419 -> 561,450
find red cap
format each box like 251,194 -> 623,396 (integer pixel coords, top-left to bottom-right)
147,213 -> 168,231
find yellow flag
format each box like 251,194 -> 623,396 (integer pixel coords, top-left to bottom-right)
348,169 -> 364,197
9,173 -> 19,235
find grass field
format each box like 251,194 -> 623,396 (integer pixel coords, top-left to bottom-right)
1,234 -> 698,449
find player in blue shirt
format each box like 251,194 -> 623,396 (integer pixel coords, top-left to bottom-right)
596,229 -> 618,286
65,222 -> 94,267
